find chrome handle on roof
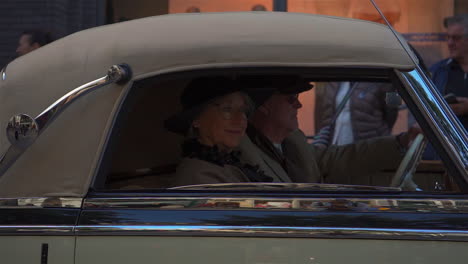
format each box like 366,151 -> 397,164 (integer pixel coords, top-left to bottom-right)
35,64 -> 131,130
6,64 -> 132,149
0,64 -> 132,176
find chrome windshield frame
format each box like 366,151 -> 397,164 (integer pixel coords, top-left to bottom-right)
395,68 -> 468,187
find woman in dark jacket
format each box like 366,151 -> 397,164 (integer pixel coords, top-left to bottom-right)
165,76 -> 270,187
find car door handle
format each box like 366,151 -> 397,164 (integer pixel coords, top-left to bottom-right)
41,243 -> 48,264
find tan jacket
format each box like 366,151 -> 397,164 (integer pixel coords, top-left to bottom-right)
172,157 -> 250,187
239,129 -> 403,186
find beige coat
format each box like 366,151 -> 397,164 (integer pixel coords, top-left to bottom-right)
239,129 -> 403,186
172,157 -> 250,187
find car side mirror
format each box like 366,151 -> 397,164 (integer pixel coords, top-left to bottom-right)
386,92 -> 402,107
6,114 -> 39,149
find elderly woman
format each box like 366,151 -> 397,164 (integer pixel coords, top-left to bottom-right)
165,76 -> 271,186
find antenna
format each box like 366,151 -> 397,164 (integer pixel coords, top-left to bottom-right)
369,0 -> 423,72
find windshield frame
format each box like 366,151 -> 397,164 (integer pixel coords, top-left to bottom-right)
395,68 -> 468,191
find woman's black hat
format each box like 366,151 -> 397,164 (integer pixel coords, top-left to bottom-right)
164,76 -> 240,134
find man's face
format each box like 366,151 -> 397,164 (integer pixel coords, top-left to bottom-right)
446,23 -> 468,61
263,93 -> 302,133
16,34 -> 37,56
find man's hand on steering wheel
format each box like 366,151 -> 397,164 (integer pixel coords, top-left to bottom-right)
392,130 -> 427,191
397,124 -> 423,149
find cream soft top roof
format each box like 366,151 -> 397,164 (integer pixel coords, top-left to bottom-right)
106,11 -> 415,73
0,12 -> 415,198
87,11 -> 414,74
9,11 -> 415,81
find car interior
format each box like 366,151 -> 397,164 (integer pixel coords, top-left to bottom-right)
95,68 -> 458,192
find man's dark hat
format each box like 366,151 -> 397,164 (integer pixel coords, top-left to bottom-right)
164,76 -> 240,134
240,75 -> 313,107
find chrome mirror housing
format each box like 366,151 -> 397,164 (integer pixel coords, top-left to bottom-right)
6,114 -> 39,149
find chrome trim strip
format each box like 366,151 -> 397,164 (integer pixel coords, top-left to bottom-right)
2,224 -> 466,241
0,197 -> 83,208
75,225 -> 468,241
169,182 -> 401,191
84,197 -> 468,213
0,225 -> 74,235
396,69 -> 468,178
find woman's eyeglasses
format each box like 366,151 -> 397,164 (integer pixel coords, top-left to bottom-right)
211,103 -> 251,120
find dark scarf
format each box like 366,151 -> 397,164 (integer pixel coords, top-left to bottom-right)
182,139 -> 273,182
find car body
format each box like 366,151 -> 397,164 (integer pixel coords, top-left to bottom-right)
0,11 -> 468,264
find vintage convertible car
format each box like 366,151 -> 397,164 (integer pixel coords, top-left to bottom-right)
1,10 -> 468,264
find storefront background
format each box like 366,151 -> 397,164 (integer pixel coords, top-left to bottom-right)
154,0 -> 456,135
2,0 -> 466,136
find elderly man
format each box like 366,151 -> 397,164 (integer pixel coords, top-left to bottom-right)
424,14 -> 468,160
16,29 -> 53,57
239,76 -> 417,185
431,15 -> 468,126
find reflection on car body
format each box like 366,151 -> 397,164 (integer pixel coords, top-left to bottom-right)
0,9 -> 467,264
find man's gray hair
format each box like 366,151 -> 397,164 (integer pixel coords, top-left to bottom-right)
444,14 -> 468,33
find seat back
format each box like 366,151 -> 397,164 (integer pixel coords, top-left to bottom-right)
106,78 -> 188,189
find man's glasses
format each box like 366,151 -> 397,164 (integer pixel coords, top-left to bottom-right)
446,34 -> 468,42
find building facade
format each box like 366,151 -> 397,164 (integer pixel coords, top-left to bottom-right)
1,0 -> 467,135
0,0 -> 106,68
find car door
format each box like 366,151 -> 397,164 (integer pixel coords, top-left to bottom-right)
72,65 -> 468,263
0,198 -> 80,264
75,190 -> 468,264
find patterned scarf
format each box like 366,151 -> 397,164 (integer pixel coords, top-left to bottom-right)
182,139 -> 273,182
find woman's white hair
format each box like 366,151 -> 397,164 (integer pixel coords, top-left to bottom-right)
185,91 -> 254,138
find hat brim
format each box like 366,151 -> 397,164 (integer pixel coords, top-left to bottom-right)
278,80 -> 313,94
243,76 -> 314,107
164,105 -> 203,134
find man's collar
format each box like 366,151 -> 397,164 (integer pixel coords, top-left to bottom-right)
446,58 -> 454,66
246,124 -> 286,166
446,58 -> 464,70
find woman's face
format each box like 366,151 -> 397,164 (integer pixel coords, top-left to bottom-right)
193,92 -> 249,151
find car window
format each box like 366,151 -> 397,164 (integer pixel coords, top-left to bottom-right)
302,80 -> 458,192
96,69 -> 462,193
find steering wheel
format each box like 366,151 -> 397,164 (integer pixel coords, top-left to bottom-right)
390,134 -> 427,191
